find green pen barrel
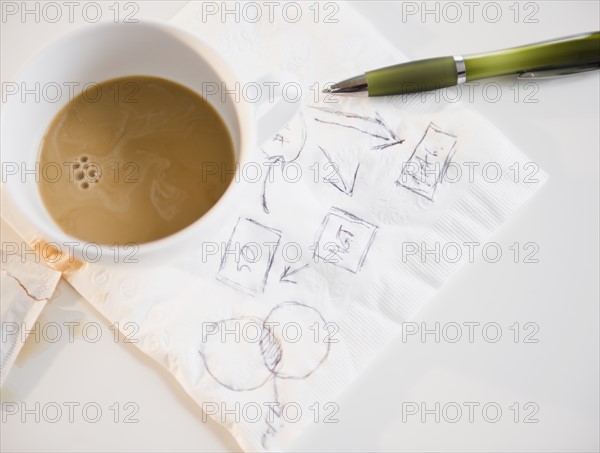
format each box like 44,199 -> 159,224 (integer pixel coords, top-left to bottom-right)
365,31 -> 600,96
465,31 -> 600,80
366,56 -> 458,96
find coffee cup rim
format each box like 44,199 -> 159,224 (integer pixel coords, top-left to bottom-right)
2,20 -> 257,265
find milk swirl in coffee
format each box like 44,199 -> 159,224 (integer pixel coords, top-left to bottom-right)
37,76 -> 235,244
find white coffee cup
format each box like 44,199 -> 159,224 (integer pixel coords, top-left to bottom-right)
1,21 -> 300,265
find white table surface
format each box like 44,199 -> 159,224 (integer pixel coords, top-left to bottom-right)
1,1 -> 598,451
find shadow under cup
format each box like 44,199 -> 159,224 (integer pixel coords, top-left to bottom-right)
2,22 -> 250,265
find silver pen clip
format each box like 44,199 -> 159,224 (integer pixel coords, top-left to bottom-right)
517,62 -> 600,79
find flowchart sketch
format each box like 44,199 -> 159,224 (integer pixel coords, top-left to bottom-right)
313,207 -> 377,273
395,123 -> 458,200
217,218 -> 282,296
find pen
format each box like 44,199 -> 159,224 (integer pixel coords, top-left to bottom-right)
323,31 -> 600,96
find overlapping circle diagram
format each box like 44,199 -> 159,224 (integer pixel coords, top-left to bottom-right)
200,301 -> 330,391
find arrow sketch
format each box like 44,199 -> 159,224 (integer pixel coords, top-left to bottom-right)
309,106 -> 404,150
279,264 -> 309,284
319,146 -> 361,196
309,107 -> 404,198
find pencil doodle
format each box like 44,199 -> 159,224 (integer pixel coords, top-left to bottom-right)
279,263 -> 310,284
319,146 -> 361,196
260,111 -> 307,213
199,301 -> 331,448
395,123 -> 458,201
216,218 -> 281,296
313,207 -> 378,274
200,316 -> 273,391
261,379 -> 284,449
309,106 -> 404,150
309,107 -> 404,197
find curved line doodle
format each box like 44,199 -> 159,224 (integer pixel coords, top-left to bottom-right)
199,301 -> 331,447
199,301 -> 330,389
261,301 -> 330,380
199,316 -> 273,391
260,111 -> 307,213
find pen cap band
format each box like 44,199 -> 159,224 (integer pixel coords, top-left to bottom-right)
454,55 -> 467,84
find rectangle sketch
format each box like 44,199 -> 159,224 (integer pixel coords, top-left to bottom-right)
217,218 -> 282,296
313,207 -> 377,274
395,123 -> 458,200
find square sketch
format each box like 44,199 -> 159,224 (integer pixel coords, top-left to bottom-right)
217,218 -> 282,296
396,123 -> 458,200
313,207 -> 377,273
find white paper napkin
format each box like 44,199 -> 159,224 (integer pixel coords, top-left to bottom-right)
1,1 -> 548,450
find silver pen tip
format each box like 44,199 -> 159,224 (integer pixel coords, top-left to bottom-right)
321,75 -> 368,95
